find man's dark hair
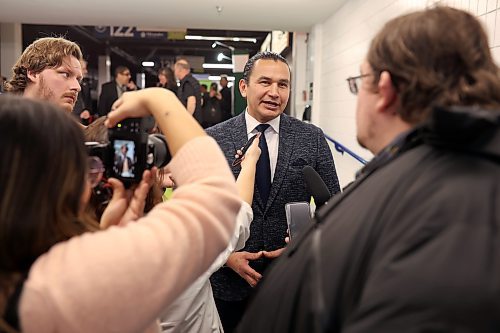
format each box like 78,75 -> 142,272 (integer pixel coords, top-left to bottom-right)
367,6 -> 500,124
201,84 -> 208,89
114,66 -> 129,77
242,52 -> 289,83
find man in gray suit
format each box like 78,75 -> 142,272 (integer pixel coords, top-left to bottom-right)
207,51 -> 340,332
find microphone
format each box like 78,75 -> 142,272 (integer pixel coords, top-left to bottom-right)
303,166 -> 331,208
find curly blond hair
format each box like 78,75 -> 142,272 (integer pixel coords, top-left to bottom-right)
5,37 -> 83,94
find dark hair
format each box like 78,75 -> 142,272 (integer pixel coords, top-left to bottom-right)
158,67 -> 177,91
201,84 -> 208,90
367,6 -> 500,124
5,37 -> 83,94
0,95 -> 90,274
114,66 -> 130,77
242,51 -> 289,83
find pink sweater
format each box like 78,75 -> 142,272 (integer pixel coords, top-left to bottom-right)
19,137 -> 240,333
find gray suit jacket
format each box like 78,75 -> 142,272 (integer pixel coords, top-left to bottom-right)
207,112 -> 340,301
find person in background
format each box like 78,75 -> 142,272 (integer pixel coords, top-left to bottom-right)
174,59 -> 202,124
98,66 -> 137,117
238,6 -> 500,332
157,67 -> 178,94
219,75 -> 232,121
0,88 -> 240,333
5,37 -> 83,114
73,59 -> 94,125
202,82 -> 223,128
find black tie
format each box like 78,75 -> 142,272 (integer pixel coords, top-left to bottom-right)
255,124 -> 271,203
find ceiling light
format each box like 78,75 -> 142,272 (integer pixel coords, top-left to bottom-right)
142,61 -> 155,67
186,35 -> 257,43
217,53 -> 232,61
212,41 -> 235,51
208,75 -> 235,81
203,63 -> 234,69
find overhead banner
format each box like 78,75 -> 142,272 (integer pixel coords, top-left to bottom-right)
92,26 -> 186,40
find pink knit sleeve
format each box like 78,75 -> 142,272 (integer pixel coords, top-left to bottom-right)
20,136 -> 240,333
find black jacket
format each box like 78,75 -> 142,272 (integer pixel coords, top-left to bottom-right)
97,81 -> 119,117
238,106 -> 500,332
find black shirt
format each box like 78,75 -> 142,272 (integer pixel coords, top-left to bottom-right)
177,74 -> 202,124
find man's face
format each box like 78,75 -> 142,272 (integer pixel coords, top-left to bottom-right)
116,69 -> 131,86
29,55 -> 82,113
174,65 -> 184,80
220,77 -> 228,87
355,60 -> 379,152
239,59 -> 290,123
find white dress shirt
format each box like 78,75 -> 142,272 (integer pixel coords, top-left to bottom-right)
245,110 -> 280,182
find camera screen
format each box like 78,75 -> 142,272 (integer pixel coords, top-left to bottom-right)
113,139 -> 136,179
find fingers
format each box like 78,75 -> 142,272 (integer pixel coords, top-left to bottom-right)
105,95 -> 131,127
244,251 -> 264,261
125,170 -> 155,219
107,178 -> 125,200
262,247 -> 285,259
242,268 -> 262,287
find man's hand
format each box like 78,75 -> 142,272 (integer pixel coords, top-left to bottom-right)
226,251 -> 263,287
80,110 -> 90,119
127,81 -> 138,90
262,247 -> 285,259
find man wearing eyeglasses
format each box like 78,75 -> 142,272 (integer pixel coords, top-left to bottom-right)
238,6 -> 500,332
98,66 -> 137,117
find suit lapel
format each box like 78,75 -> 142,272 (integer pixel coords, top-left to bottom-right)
229,113 -> 249,172
265,114 -> 295,212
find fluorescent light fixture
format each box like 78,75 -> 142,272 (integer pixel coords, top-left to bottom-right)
142,61 -> 155,67
217,53 -> 232,61
202,63 -> 234,69
186,35 -> 257,43
208,75 -> 235,81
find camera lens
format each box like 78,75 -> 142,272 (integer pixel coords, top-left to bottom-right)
147,134 -> 171,168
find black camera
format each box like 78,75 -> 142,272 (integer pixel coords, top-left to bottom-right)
86,117 -> 171,187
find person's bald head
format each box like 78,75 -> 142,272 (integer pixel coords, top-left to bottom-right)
174,59 -> 191,80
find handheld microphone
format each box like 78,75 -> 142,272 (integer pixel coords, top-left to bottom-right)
303,166 -> 331,208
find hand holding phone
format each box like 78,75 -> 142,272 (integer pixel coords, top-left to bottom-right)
232,134 -> 259,166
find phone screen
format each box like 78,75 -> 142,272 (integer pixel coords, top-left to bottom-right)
285,202 -> 312,240
112,139 -> 136,179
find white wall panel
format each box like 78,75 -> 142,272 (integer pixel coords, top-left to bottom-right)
309,0 -> 500,186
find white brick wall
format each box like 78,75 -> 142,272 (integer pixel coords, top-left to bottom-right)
310,0 -> 500,187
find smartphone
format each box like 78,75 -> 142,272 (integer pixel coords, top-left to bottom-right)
232,134 -> 258,166
285,202 -> 312,240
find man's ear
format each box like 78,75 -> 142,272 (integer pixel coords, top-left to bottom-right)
27,70 -> 38,83
239,79 -> 248,98
376,71 -> 397,114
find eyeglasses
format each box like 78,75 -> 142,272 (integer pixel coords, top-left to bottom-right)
87,156 -> 105,188
346,73 -> 372,95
